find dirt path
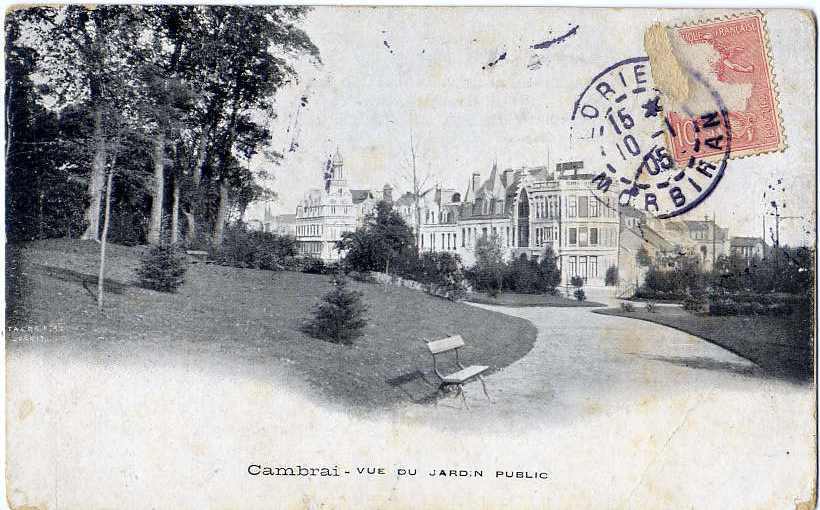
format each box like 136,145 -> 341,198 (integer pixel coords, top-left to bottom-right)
6,303 -> 814,509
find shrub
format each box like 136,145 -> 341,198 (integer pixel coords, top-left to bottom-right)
212,223 -> 295,270
302,276 -> 368,344
645,301 -> 657,313
574,288 -> 586,302
539,246 -> 562,293
136,244 -> 188,292
301,256 -> 325,274
570,275 -> 584,288
620,302 -> 635,312
682,286 -> 708,312
348,271 -> 376,283
605,265 -> 619,286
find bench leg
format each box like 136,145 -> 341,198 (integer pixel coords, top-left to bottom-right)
477,375 -> 492,403
458,384 -> 469,410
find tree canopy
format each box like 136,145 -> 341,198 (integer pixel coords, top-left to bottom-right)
6,5 -> 319,247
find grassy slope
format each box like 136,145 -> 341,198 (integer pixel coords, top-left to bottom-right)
466,291 -> 604,308
7,239 -> 537,409
593,305 -> 814,383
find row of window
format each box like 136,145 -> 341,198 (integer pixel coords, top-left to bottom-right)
459,225 -> 513,248
421,232 -> 459,251
297,205 -> 352,218
567,226 -> 617,247
567,255 -> 599,280
297,224 -> 321,237
297,241 -> 323,254
425,210 -> 456,224
534,226 -> 557,246
567,196 -> 617,219
533,196 -> 561,219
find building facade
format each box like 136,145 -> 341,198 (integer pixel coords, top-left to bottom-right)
294,149 -> 387,260
512,162 -> 620,286
415,160 -> 620,287
730,236 -> 767,263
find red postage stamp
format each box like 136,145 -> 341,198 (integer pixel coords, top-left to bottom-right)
660,12 -> 786,162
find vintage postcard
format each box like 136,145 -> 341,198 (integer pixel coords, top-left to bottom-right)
4,5 -> 816,509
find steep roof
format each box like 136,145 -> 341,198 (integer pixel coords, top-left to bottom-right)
395,192 -> 416,207
350,189 -> 374,204
683,220 -> 729,241
731,236 -> 764,247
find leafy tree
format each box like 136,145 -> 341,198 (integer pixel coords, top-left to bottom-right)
8,6 -> 320,249
303,275 -> 368,344
538,245 -> 561,293
570,275 -> 584,288
15,5 -> 147,240
473,232 -> 505,296
605,265 -> 619,286
338,201 -> 416,274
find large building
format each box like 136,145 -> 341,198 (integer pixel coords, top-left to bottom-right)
730,236 -> 767,263
294,149 -> 388,260
415,160 -> 621,287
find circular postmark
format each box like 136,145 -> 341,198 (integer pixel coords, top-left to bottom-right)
570,56 -> 732,219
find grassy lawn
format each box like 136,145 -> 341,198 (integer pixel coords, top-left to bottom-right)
466,291 -> 604,308
593,304 -> 814,383
7,239 -> 537,409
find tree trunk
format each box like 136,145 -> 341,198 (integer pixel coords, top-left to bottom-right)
183,210 -> 197,246
170,176 -> 180,245
97,170 -> 114,309
147,132 -> 165,245
212,180 -> 229,249
193,128 -> 208,187
81,109 -> 106,240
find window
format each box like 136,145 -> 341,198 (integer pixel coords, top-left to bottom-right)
590,198 -> 599,217
506,227 -> 510,246
578,196 -> 588,218
568,197 -> 577,217
590,256 -> 598,278
590,228 -> 598,245
579,227 -> 588,247
569,256 -> 577,277
569,228 -> 577,245
482,227 -> 488,238
579,256 -> 588,279
462,228 -> 466,247
441,233 -> 445,250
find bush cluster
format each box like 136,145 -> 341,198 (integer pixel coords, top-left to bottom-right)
136,244 -> 188,292
211,223 -> 296,270
465,250 -> 561,296
709,300 -> 793,317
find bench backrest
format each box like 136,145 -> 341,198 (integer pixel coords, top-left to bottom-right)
427,335 -> 465,354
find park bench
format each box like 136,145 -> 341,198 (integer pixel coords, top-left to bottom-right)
186,250 -> 208,263
426,335 -> 491,409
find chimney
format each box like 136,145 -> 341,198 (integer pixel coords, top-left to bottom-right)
435,185 -> 442,204
382,183 -> 393,203
472,172 -> 481,192
502,169 -> 514,187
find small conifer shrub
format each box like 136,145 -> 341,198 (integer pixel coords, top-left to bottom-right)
303,275 -> 368,344
136,245 -> 188,292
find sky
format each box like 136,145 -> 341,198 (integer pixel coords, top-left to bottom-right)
249,7 -> 815,247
